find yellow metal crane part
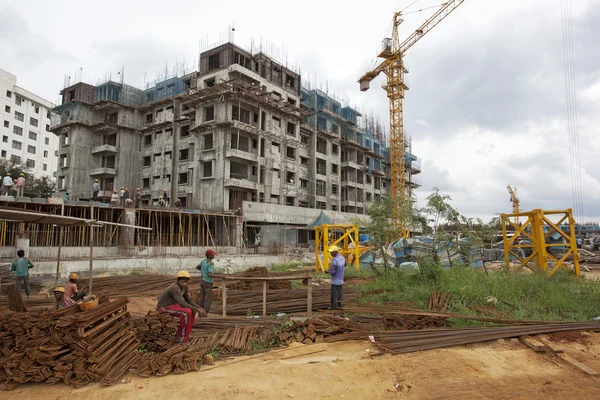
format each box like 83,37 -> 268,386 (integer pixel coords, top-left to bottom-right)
507,185 -> 521,224
501,209 -> 580,277
315,224 -> 372,273
359,0 -> 467,237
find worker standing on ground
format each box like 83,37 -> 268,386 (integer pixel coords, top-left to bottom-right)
326,245 -> 345,310
156,271 -> 206,344
92,179 -> 99,201
63,273 -> 86,301
2,173 -> 13,196
11,249 -> 34,297
16,173 -> 25,197
53,287 -> 76,309
111,190 -> 119,205
576,236 -> 582,249
197,249 -> 218,313
135,188 -> 142,208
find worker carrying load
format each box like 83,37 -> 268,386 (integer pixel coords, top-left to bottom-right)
63,273 -> 86,301
326,245 -> 346,310
53,287 -> 76,310
156,271 -> 206,344
197,249 -> 219,313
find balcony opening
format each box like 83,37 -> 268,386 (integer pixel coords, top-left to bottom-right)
204,133 -> 213,150
332,184 -> 338,195
107,112 -> 118,124
204,106 -> 215,122
286,146 -> 295,159
272,116 -> 281,128
300,178 -> 309,189
285,74 -> 295,88
316,180 -> 326,196
205,77 -> 215,87
142,178 -> 150,188
286,122 -> 296,136
332,164 -> 339,175
179,148 -> 189,161
178,172 -> 189,185
300,156 -> 309,166
317,138 -> 327,154
103,133 -> 117,146
332,144 -> 339,155
144,135 -> 152,146
230,161 -> 248,180
285,196 -> 295,206
316,201 -> 326,210
143,156 -> 151,167
60,154 -> 68,168
286,171 -> 295,184
101,155 -> 115,169
301,134 -> 309,145
316,159 -> 326,175
232,105 -> 250,124
145,113 -> 153,124
180,125 -> 190,138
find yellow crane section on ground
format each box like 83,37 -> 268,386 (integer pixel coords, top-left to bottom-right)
315,224 -> 372,273
501,209 -> 580,277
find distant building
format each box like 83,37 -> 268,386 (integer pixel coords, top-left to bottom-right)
0,69 -> 58,178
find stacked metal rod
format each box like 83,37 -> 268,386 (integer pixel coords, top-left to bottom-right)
136,338 -> 209,377
192,317 -> 279,334
374,322 -> 600,354
0,297 -> 140,390
211,288 -> 356,315
134,310 -> 179,352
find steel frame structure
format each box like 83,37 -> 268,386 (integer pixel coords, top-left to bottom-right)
501,208 -> 580,277
315,224 -> 362,273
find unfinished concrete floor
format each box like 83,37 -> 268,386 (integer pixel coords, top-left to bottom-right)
4,332 -> 600,399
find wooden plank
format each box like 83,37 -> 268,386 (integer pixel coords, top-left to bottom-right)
519,336 -> 547,352
559,354 -> 599,376
537,336 -> 565,353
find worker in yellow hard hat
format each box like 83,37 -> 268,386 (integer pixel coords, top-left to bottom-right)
63,272 -> 86,301
327,245 -> 345,310
111,190 -> 119,205
155,271 -> 206,344
53,287 -> 76,310
119,187 -> 125,206
92,179 -> 99,201
135,188 -> 142,208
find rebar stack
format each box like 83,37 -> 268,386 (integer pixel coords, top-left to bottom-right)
0,297 -> 141,390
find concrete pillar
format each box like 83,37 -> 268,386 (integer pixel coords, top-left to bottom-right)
120,211 -> 136,246
16,237 -> 30,255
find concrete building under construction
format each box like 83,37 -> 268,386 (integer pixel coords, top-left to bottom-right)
50,42 -> 421,222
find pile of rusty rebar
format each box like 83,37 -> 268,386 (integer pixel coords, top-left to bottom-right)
0,297 -> 140,390
426,291 -> 451,312
84,275 -> 174,298
211,288 -> 356,315
134,311 -> 179,352
135,338 -> 209,377
374,322 -> 600,354
192,317 -> 278,333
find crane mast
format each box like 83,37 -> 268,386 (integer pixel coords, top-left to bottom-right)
507,185 -> 521,224
359,0 -> 466,237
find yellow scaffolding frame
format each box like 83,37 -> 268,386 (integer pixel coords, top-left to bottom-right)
315,224 -> 364,273
501,208 -> 580,277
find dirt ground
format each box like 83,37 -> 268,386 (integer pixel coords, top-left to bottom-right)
4,329 -> 600,400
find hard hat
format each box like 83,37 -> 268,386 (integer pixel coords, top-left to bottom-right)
68,273 -> 78,280
121,187 -> 124,189
159,196 -> 163,199
137,188 -> 140,190
113,190 -> 117,193
95,179 -> 98,182
53,287 -> 65,293
205,249 -> 217,257
328,245 -> 341,252
20,173 -> 24,176
176,271 -> 191,280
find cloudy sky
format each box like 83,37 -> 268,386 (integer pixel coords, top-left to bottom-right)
1,0 -> 598,222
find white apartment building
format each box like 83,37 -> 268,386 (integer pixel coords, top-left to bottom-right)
0,69 -> 58,179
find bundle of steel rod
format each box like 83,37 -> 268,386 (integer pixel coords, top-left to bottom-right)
134,310 -> 179,352
211,288 -> 356,315
0,297 -> 140,390
5,284 -> 27,312
0,292 -> 55,312
81,274 -> 174,298
135,338 -> 209,377
468,304 -> 509,319
192,317 -> 279,334
374,322 -> 600,354
197,325 -> 266,353
426,291 -> 451,312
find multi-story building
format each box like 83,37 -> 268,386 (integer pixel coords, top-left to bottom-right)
50,42 -> 421,216
0,69 -> 58,178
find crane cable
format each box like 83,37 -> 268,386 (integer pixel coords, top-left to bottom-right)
561,0 -> 584,223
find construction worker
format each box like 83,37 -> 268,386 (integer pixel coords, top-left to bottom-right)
16,173 -> 25,197
197,249 -> 218,313
11,249 -> 34,297
120,187 -> 125,206
326,245 -> 345,310
92,179 -> 99,201
135,188 -> 142,208
158,196 -> 166,207
156,271 -> 206,344
64,192 -> 70,200
124,187 -> 130,204
254,236 -> 260,253
53,287 -> 76,310
175,198 -> 183,208
162,189 -> 169,206
2,173 -> 13,196
111,190 -> 119,205
63,273 -> 86,301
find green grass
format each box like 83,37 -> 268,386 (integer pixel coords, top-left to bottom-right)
269,261 -> 314,272
355,266 -> 600,325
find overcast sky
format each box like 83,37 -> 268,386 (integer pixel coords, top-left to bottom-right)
1,0 -> 599,222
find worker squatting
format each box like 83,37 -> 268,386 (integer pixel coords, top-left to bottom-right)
12,246 -> 346,345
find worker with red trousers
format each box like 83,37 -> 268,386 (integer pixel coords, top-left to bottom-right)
197,249 -> 219,313
156,271 -> 206,344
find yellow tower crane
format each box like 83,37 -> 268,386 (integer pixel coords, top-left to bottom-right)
359,0 -> 467,237
507,185 -> 521,224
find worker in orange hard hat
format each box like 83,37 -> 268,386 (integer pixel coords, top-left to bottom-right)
156,271 -> 206,344
53,287 -> 76,310
63,272 -> 86,301
196,249 -> 219,313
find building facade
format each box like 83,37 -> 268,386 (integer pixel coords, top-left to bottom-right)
0,69 -> 58,178
50,43 -> 421,216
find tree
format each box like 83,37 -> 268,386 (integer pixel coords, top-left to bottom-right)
421,188 -> 460,259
